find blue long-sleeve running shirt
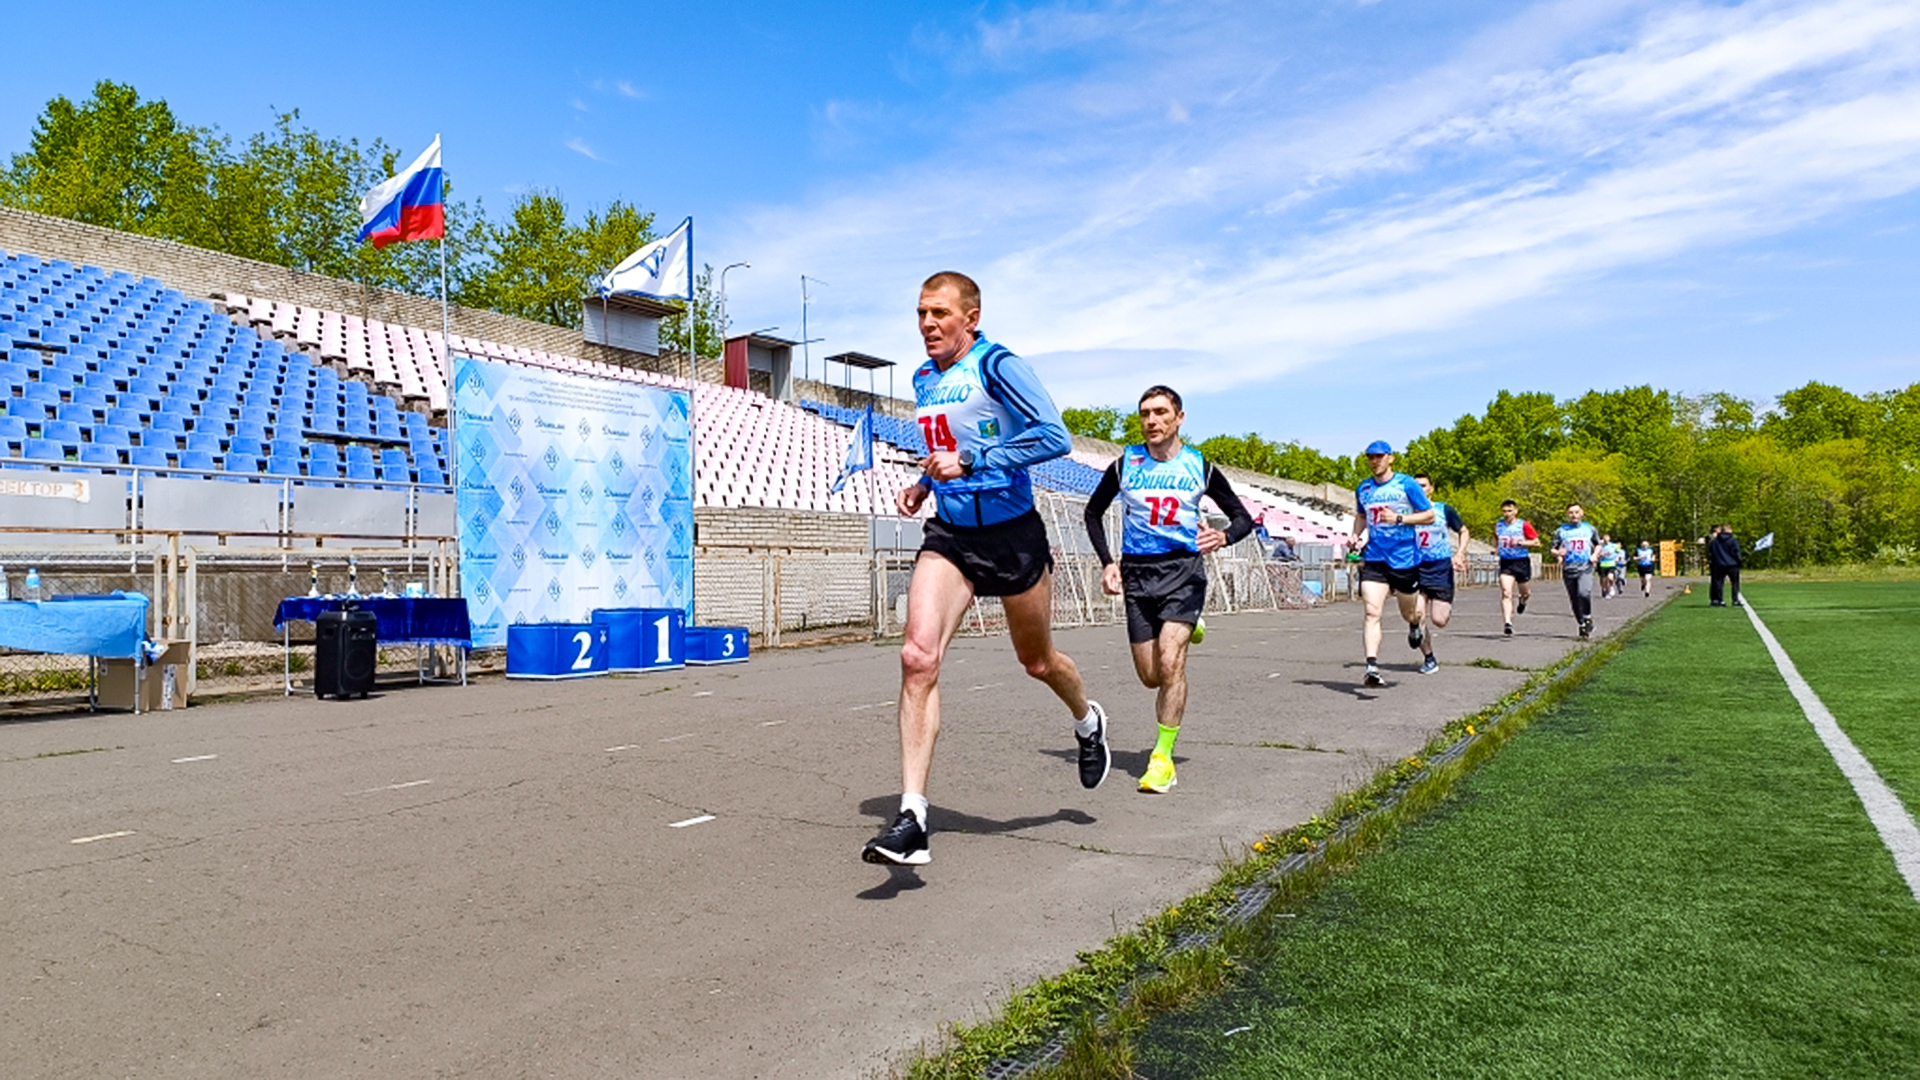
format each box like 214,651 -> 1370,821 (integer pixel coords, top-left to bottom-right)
912,335 -> 1070,527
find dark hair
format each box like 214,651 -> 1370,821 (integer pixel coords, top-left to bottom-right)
1567,502 -> 1583,510
1138,384 -> 1182,411
1414,472 -> 1431,482
921,271 -> 981,312
1501,499 -> 1518,509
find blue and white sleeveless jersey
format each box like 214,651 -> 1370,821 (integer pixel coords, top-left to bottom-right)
1636,543 -> 1656,567
1355,472 -> 1432,570
1556,522 -> 1598,568
1118,444 -> 1207,556
1414,500 -> 1454,562
1495,517 -> 1535,560
912,335 -> 1070,527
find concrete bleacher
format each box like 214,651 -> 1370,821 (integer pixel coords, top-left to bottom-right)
1,251 -> 449,486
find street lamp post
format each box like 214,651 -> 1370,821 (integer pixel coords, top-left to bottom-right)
718,262 -> 750,345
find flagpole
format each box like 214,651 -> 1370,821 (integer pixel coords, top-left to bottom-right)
438,159 -> 458,600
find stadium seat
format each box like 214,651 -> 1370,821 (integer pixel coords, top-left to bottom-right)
92,425 -> 133,448
268,437 -> 303,460
128,445 -> 171,469
0,415 -> 26,449
417,465 -> 446,486
178,449 -> 216,473
150,413 -> 188,438
81,443 -> 122,466
40,419 -> 82,444
377,459 -> 412,484
265,454 -> 303,478
24,437 -> 66,463
308,458 -> 342,483
227,436 -> 265,461
106,406 -> 146,429
185,431 -> 225,454
216,454 -> 258,479
22,382 -> 62,408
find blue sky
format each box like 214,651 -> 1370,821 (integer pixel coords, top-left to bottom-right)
5,1 -> 1917,455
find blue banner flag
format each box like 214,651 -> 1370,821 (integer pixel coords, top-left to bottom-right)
830,406 -> 875,494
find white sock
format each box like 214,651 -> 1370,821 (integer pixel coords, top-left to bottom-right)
900,792 -> 928,828
1074,702 -> 1101,739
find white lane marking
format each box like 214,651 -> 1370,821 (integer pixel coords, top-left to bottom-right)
761,720 -> 786,727
966,682 -> 1004,692
70,831 -> 136,845
171,754 -> 218,764
1268,672 -> 1283,679
693,691 -> 713,697
346,779 -> 432,796
659,733 -> 695,742
668,814 -> 715,828
604,744 -> 640,752
1745,602 -> 1920,903
847,700 -> 896,712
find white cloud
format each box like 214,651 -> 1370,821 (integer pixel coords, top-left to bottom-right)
565,137 -> 605,162
721,0 -> 1920,406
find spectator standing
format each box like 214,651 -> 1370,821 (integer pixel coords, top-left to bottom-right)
1708,524 -> 1743,607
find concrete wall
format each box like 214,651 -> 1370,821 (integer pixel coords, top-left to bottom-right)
692,507 -> 872,636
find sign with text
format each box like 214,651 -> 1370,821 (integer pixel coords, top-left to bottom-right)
454,356 -> 692,648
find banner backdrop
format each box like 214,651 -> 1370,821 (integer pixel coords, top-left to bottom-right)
453,356 -> 693,648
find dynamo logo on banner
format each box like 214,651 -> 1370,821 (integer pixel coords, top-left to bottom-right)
453,355 -> 693,648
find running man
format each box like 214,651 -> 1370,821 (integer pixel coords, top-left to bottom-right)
1595,534 -> 1620,599
1083,385 -> 1254,793
1635,538 -> 1657,597
863,271 -> 1109,867
1552,502 -> 1599,639
1494,500 -> 1538,637
1348,441 -> 1435,687
1407,473 -> 1468,675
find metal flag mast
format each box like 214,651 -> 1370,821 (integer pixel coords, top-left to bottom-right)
437,136 -> 458,599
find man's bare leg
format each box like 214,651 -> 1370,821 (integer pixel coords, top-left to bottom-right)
1361,579 -> 1390,661
1002,568 -> 1089,719
1150,621 -> 1190,729
896,552 -> 978,798
1500,574 -> 1516,624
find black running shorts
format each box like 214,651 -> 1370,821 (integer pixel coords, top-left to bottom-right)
1417,559 -> 1455,604
1637,563 -> 1654,577
919,509 -> 1053,598
1120,553 -> 1207,644
1360,560 -> 1420,595
1498,556 -> 1533,583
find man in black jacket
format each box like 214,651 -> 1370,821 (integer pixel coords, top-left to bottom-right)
1707,525 -> 1743,607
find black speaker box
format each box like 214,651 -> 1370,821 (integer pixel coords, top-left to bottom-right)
315,608 -> 378,699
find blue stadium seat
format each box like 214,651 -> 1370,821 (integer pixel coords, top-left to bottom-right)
307,458 -> 342,483
265,454 -> 303,478
178,449 -> 216,474
92,425 -> 133,448
185,431 -> 225,454
377,459 -> 412,484
22,382 -> 63,408
417,465 -> 446,486
80,443 -> 122,466
0,415 -> 26,448
309,443 -> 340,467
41,419 -> 82,444
227,435 -> 264,460
128,445 -> 171,469
106,406 -> 147,429
71,384 -> 109,408
56,402 -> 98,425
216,454 -> 256,479
268,437 -> 303,460
0,360 -> 29,387
24,437 -> 66,463
150,413 -> 188,437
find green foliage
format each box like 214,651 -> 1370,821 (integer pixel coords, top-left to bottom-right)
654,264 -> 724,360
461,192 -> 655,328
1195,432 -> 1362,486
1061,406 -> 1123,441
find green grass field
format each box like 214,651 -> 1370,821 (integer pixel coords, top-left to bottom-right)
1130,582 -> 1920,1080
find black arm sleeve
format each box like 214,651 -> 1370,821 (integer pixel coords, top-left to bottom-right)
1445,504 -> 1464,534
1083,462 -> 1122,566
1204,465 -> 1256,546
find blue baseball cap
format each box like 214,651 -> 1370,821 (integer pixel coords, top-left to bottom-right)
1364,440 -> 1393,456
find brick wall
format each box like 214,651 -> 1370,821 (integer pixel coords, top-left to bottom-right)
692,507 -> 872,636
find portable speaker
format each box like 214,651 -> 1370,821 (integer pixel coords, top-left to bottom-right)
315,608 -> 378,699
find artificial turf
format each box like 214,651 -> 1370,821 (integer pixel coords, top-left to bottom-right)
1133,583 -> 1920,1079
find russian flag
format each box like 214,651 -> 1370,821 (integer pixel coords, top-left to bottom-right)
358,136 -> 444,248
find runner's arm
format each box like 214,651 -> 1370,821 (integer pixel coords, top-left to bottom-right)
1203,466 -> 1255,546
1083,462 -> 1122,566
977,350 -> 1070,470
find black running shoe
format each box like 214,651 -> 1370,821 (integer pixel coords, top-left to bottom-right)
1076,701 -> 1111,789
1579,619 -> 1592,639
1407,622 -> 1425,650
1516,598 -> 1528,615
1503,622 -> 1514,637
1363,665 -> 1384,688
862,810 -> 930,866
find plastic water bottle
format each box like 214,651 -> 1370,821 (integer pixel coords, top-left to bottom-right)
25,567 -> 42,602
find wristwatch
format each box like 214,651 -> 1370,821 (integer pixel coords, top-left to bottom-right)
958,449 -> 975,477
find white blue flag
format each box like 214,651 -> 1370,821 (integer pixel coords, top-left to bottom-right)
830,406 -> 875,494
1753,532 -> 1774,551
601,217 -> 692,300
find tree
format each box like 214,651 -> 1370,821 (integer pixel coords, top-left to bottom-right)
1765,382 -> 1869,448
655,265 -> 723,361
461,192 -> 656,328
2,80 -> 217,237
1062,406 -> 1123,442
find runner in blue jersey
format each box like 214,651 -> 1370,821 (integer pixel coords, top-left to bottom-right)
864,272 -> 1110,868
1551,502 -> 1599,639
1595,533 -> 1621,599
1083,385 -> 1253,794
1407,474 -> 1469,676
1347,441 -> 1435,688
1635,538 -> 1657,597
1494,499 -> 1539,636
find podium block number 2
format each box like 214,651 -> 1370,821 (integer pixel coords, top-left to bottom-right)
571,630 -> 597,672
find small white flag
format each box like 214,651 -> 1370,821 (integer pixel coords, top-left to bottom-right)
1753,532 -> 1774,551
830,407 -> 875,495
601,217 -> 691,300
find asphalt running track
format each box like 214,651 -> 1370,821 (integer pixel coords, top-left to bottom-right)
1,581 -> 1671,1079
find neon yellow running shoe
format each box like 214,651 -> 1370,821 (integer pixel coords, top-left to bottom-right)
1188,617 -> 1206,645
1139,753 -> 1177,794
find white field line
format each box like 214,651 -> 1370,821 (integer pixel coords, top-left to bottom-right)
346,779 -> 433,796
70,830 -> 135,845
1745,602 -> 1920,903
668,814 -> 715,828
171,754 -> 218,764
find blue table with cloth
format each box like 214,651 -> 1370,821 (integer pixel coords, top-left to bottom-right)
0,592 -> 155,711
272,596 -> 471,694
